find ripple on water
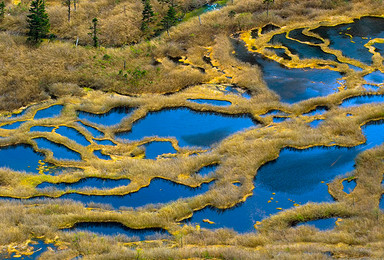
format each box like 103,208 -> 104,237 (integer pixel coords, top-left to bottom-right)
116,108 -> 255,147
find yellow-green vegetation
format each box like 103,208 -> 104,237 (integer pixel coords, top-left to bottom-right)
1,0 -> 384,259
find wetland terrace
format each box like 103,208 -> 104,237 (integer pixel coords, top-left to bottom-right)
1,0 -> 384,259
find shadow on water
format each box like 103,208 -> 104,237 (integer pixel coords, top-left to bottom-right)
0,144 -> 45,173
311,16 -> 384,64
47,178 -> 212,209
187,122 -> 384,232
34,105 -> 63,120
62,222 -> 169,241
144,141 -> 176,159
34,138 -> 82,161
296,217 -> 337,230
187,99 -> 231,106
232,39 -> 342,103
340,94 -> 384,107
55,126 -> 91,146
37,177 -> 130,190
78,107 -> 134,126
116,108 -> 255,147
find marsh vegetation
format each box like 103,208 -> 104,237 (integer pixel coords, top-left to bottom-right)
1,0 -> 384,259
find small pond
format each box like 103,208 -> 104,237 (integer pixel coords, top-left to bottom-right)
62,222 -> 168,241
144,141 -> 176,159
55,126 -> 91,146
34,105 -> 63,119
34,138 -> 82,161
0,144 -> 45,173
296,217 -> 338,231
187,99 -> 231,106
116,108 -> 255,147
37,178 -> 130,190
340,94 -> 384,107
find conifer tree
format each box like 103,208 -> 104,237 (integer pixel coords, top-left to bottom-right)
88,18 -> 99,47
141,0 -> 154,32
161,4 -> 177,35
26,0 -> 50,44
0,1 -> 5,21
263,0 -> 274,17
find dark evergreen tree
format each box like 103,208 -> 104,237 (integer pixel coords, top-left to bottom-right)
161,4 -> 177,35
88,17 -> 99,47
141,0 -> 154,31
26,0 -> 50,44
0,1 -> 5,21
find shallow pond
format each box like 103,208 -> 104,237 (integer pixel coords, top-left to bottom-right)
0,145 -> 44,173
269,33 -> 337,61
78,122 -> 104,138
187,99 -> 231,106
55,126 -> 91,146
93,150 -> 112,160
296,217 -> 337,231
30,126 -> 55,132
311,16 -> 384,64
364,71 -> 384,84
0,240 -> 56,259
232,39 -> 342,103
34,138 -> 82,161
37,177 -> 130,190
116,108 -> 255,147
343,179 -> 356,194
78,107 -> 134,126
144,141 -> 176,159
34,105 -> 63,119
340,94 -> 384,107
187,122 -> 384,232
63,222 -> 168,241
56,178 -> 211,209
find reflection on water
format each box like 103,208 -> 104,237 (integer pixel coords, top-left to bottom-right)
117,108 -> 255,147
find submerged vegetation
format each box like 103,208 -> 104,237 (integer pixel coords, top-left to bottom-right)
1,0 -> 384,259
